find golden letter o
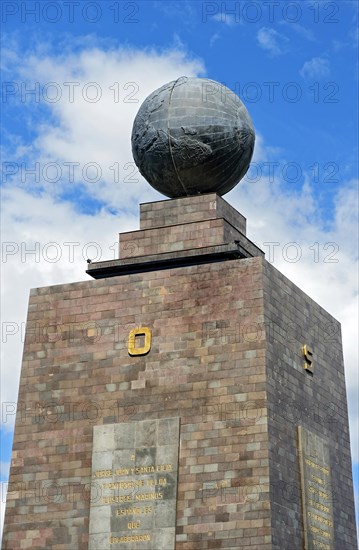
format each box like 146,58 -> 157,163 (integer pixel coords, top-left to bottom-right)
128,327 -> 151,356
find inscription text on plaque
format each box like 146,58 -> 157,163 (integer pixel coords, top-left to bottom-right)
298,426 -> 335,550
89,418 -> 180,549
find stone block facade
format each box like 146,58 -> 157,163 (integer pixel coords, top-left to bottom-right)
2,194 -> 357,549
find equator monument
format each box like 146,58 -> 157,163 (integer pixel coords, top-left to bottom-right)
2,77 -> 357,549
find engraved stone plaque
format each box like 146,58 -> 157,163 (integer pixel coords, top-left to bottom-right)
298,426 -> 335,550
89,418 -> 180,550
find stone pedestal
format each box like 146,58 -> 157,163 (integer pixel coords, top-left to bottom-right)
2,194 -> 357,549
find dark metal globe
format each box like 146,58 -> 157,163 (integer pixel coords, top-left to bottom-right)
131,76 -> 255,198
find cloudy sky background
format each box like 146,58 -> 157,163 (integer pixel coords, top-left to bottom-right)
1,0 -> 358,539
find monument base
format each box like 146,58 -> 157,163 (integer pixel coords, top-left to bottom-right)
3,194 -> 357,549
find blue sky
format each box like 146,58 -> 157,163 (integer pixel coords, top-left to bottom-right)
1,0 -> 358,540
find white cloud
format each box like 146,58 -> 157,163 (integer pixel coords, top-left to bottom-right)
0,463 -> 10,479
1,40 -> 358,540
257,27 -> 289,56
0,465 -> 10,542
300,56 -> 331,79
212,12 -> 237,26
6,46 -> 203,207
210,33 -> 220,47
280,21 -> 316,42
1,44 -> 205,414
0,45 -> 205,541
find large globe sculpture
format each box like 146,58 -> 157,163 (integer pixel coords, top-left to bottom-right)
131,76 -> 255,198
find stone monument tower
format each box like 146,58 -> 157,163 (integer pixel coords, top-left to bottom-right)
2,77 -> 357,549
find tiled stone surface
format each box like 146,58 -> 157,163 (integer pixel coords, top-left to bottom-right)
3,196 -> 357,549
262,261 -> 357,549
120,218 -> 244,259
121,194 -> 249,260
3,256 -> 271,549
139,194 -> 246,234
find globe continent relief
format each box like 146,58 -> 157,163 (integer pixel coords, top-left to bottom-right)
131,76 -> 255,198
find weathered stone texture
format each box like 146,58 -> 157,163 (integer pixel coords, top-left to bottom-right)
3,256 -> 271,549
121,193 -> 247,260
263,261 -> 357,549
139,194 -> 246,234
2,195 -> 357,549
